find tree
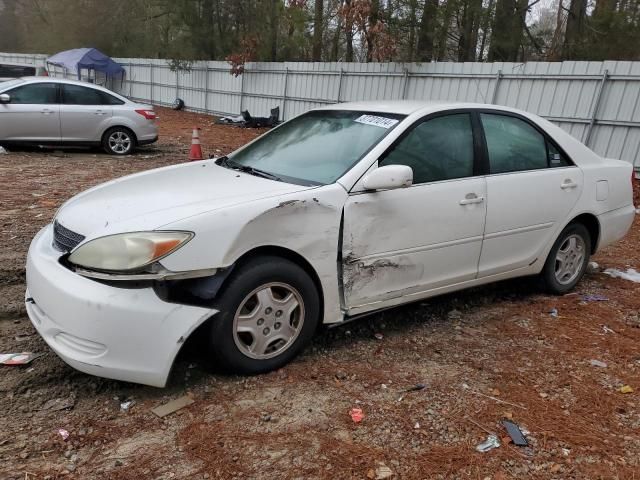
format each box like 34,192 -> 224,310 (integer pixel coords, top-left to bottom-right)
312,0 -> 324,60
417,0 -> 438,61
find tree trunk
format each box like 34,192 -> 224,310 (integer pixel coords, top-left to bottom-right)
407,0 -> 418,61
457,0 -> 482,61
366,0 -> 380,61
487,0 -> 523,61
269,0 -> 279,61
312,0 -> 324,61
417,0 -> 438,62
563,0 -> 587,59
344,0 -> 354,61
477,0 -> 495,60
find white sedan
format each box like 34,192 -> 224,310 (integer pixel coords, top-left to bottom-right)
25,101 -> 635,387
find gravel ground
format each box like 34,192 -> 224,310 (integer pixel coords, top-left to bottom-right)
1,107 -> 639,479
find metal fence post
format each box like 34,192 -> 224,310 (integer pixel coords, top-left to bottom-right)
402,68 -> 410,99
239,70 -> 245,112
490,69 -> 502,104
149,62 -> 154,105
204,64 -> 209,114
585,69 -> 609,148
175,67 -> 180,100
336,68 -> 344,103
282,67 -> 289,120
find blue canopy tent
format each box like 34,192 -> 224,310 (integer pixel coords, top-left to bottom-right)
46,48 -> 125,84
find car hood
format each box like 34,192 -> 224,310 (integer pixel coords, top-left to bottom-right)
55,160 -> 313,240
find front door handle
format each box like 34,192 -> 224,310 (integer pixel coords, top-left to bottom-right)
561,180 -> 578,189
95,110 -> 106,115
41,109 -> 53,115
459,193 -> 485,205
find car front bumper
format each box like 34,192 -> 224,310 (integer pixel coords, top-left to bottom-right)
25,225 -> 217,387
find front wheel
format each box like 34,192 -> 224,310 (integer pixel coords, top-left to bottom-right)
541,223 -> 591,294
209,256 -> 320,374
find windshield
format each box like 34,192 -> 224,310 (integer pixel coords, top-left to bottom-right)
225,110 -> 405,185
0,79 -> 24,91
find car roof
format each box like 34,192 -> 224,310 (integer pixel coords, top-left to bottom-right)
314,99 -> 531,117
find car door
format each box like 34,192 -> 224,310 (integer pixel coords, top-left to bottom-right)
342,112 -> 487,311
477,112 -> 584,277
0,82 -> 60,141
59,84 -> 113,142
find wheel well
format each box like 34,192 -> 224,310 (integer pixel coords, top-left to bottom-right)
102,126 -> 137,144
231,246 -> 325,320
570,213 -> 600,254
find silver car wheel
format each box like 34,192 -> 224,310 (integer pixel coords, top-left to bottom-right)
554,234 -> 586,285
108,131 -> 132,154
232,282 -> 305,360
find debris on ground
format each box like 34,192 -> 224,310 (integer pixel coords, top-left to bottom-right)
374,333 -> 384,340
620,385 -> 634,394
603,268 -> 640,282
549,308 -> 559,317
405,383 -> 426,392
589,359 -> 608,368
0,146 -> 8,154
349,407 -> 364,423
56,428 -> 70,441
41,395 -> 76,412
587,261 -> 600,273
501,419 -> 529,446
151,395 -> 195,418
120,399 -> 135,412
0,352 -> 44,365
475,434 -> 501,452
581,294 -> 609,302
373,463 -> 394,479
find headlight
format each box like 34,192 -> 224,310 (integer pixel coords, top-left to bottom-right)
68,231 -> 193,272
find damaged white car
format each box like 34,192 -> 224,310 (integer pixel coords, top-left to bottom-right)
26,101 -> 635,387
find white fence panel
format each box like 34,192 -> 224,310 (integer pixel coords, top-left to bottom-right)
1,53 -> 639,166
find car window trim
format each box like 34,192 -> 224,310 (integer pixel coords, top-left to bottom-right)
473,109 -> 576,176
376,108 -> 482,187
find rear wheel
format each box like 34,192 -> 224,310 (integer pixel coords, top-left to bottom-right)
541,223 -> 591,294
209,256 -> 320,373
102,127 -> 135,155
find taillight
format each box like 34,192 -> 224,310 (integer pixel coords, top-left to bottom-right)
135,109 -> 157,120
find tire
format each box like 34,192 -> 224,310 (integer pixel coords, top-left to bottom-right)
208,256 -> 320,374
172,98 -> 185,111
541,223 -> 591,294
102,127 -> 136,155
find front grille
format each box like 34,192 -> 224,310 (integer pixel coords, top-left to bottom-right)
53,220 -> 85,253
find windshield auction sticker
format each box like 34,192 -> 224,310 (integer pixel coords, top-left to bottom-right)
354,115 -> 400,129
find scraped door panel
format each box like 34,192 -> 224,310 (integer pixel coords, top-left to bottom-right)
342,177 -> 487,309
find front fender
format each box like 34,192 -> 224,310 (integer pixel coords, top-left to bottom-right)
160,183 -> 348,324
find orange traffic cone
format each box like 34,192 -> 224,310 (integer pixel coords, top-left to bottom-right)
188,127 -> 204,161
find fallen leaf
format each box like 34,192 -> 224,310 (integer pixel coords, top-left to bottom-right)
620,385 -> 634,394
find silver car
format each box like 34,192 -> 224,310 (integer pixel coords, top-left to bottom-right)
0,77 -> 158,155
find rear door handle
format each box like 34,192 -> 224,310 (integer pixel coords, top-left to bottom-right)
561,180 -> 578,189
459,193 -> 485,205
41,109 -> 53,115
95,110 -> 106,115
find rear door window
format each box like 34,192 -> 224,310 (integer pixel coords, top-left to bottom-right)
481,113 -> 572,174
62,84 -> 124,105
7,83 -> 58,104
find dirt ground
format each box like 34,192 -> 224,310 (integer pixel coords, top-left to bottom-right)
1,107 -> 639,480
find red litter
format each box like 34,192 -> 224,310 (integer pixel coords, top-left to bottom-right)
350,408 -> 364,423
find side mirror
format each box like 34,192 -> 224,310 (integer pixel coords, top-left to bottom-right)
362,165 -> 413,191
0,94 -> 10,104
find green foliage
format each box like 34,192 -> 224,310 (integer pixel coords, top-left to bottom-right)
1,0 -> 638,65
